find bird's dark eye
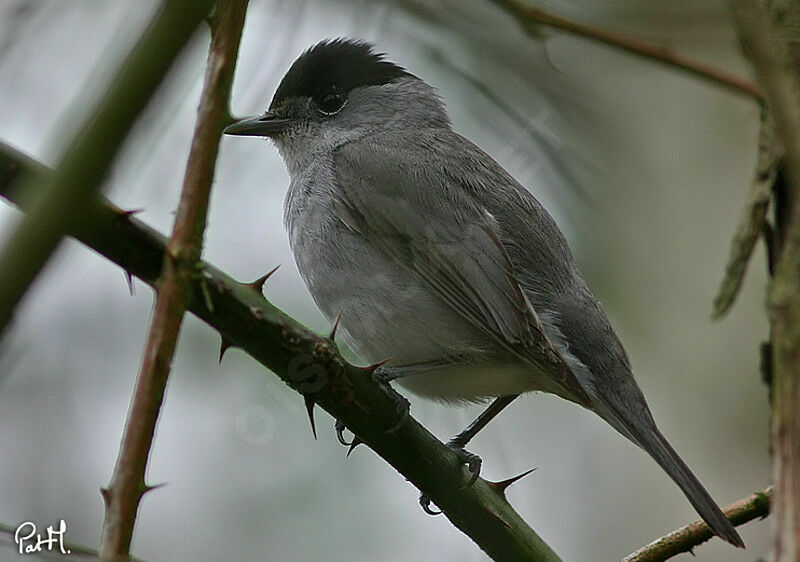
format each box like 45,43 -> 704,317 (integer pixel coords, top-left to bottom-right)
318,92 -> 346,115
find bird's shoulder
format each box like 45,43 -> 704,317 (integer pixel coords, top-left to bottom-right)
334,128 -> 580,297
334,129 -> 479,208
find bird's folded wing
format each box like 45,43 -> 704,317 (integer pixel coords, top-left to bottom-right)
333,142 -> 591,406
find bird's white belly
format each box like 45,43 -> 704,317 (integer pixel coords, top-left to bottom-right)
395,361 -> 557,404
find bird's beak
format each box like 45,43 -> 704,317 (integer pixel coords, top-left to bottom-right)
223,112 -> 294,137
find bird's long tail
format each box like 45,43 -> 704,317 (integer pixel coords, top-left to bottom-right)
595,398 -> 745,548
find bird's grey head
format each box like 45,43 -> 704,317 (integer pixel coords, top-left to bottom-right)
224,38 -> 449,170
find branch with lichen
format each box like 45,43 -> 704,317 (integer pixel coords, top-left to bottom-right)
0,141 -> 561,561
712,109 -> 782,318
624,487 -> 773,561
487,0 -> 764,101
98,1 -> 248,558
728,1 -> 800,560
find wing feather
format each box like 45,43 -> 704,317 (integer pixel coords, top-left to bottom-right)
333,141 -> 591,406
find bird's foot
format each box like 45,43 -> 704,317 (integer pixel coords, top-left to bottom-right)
333,365 -> 410,452
447,439 -> 482,488
418,440 -> 482,516
334,419 -> 362,457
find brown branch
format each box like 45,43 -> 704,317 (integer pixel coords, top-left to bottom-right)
0,0 -> 215,340
729,2 -> 800,561
488,0 -> 765,101
98,1 -> 248,558
624,487 -> 773,562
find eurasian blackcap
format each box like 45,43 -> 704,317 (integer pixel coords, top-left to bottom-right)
224,38 -> 743,548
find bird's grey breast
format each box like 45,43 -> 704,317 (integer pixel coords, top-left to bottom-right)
283,150 -> 485,367
283,155 -> 351,309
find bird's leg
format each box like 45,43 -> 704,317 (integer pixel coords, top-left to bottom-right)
420,394 -> 520,515
449,394 -> 520,450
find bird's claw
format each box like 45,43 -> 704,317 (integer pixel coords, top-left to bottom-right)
384,395 -> 409,434
335,419 -> 351,446
417,441 -> 482,516
332,365 -> 408,458
419,494 -> 442,516
446,440 -> 482,489
334,420 -> 363,455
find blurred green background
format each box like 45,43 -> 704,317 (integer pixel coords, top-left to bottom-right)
0,1 -> 770,560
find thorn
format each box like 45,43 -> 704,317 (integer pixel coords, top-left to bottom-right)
124,270 -> 134,296
304,394 -> 317,439
219,336 -> 234,363
142,482 -> 166,495
346,436 -> 363,457
489,468 -> 537,496
245,265 -> 280,295
361,358 -> 390,375
100,487 -> 111,506
328,311 -> 343,340
113,206 -> 145,219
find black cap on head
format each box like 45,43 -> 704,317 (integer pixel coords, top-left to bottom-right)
270,38 -> 412,108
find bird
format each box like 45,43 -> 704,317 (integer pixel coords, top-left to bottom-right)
223,37 -> 744,548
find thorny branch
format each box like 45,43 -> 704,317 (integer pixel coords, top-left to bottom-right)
712,110 -> 782,318
729,2 -> 800,561
98,1 -> 248,559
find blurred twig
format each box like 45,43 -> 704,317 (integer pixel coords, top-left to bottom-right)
0,2 -> 41,59
98,1 -> 247,559
489,0 -> 765,101
0,141 -> 562,561
729,2 -> 800,560
623,487 -> 773,561
0,0 -> 214,340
